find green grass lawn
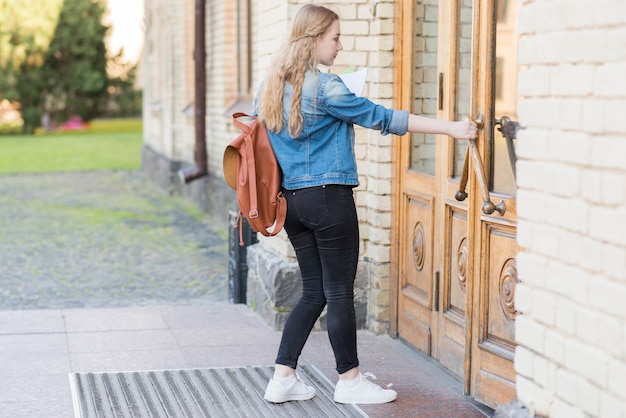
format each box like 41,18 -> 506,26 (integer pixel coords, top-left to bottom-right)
0,118 -> 143,174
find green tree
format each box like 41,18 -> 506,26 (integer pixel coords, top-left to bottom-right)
105,51 -> 142,117
43,0 -> 110,126
0,0 -> 62,132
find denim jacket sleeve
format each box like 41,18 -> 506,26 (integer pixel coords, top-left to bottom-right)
320,74 -> 409,136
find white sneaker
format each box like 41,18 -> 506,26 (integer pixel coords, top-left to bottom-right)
334,372 -> 397,404
264,374 -> 316,403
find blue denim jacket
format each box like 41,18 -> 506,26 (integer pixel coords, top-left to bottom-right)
256,70 -> 409,190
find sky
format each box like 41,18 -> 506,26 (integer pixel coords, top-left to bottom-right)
104,0 -> 145,64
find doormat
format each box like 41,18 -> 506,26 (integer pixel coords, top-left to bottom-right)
68,364 -> 367,417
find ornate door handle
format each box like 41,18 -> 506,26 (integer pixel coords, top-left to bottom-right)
455,114 -> 506,216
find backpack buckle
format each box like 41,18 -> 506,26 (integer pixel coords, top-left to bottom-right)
249,210 -> 259,219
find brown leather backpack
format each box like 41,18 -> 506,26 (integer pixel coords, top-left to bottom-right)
223,113 -> 286,245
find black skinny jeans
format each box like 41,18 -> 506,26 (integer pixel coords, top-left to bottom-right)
275,184 -> 360,375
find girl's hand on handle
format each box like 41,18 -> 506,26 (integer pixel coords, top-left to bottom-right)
406,114 -> 478,139
448,120 -> 478,140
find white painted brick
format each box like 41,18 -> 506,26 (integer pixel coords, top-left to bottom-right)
545,328 -> 566,365
516,315 -> 545,353
546,261 -> 588,305
518,34 -> 556,66
608,359 -> 626,399
518,98 -> 561,129
554,297 -> 577,336
517,66 -> 551,97
517,189 -> 548,223
579,237 -> 604,274
589,276 -> 626,318
575,307 -> 600,346
577,378 -> 601,417
550,64 -> 594,97
557,98 -> 584,132
557,29 -> 614,64
514,282 -> 533,314
552,131 -> 592,166
517,161 -> 556,193
514,127 -> 550,161
603,100 -> 626,135
532,224 -> 561,259
604,27 -> 626,62
551,399 -> 586,418
533,355 -> 553,389
600,315 -> 624,359
592,136 -> 626,171
565,339 -> 609,387
595,0 -> 626,27
600,172 -> 625,207
533,291 -> 555,327
595,63 -> 626,97
554,0 -> 595,30
555,368 -> 578,405
515,344 -> 535,378
516,219 -> 532,249
557,230 -> 581,266
546,195 -> 588,234
602,243 -> 626,282
516,251 -> 547,287
599,392 -> 625,418
517,375 -> 552,418
589,205 -> 626,246
581,98 -> 607,134
581,168 -> 604,205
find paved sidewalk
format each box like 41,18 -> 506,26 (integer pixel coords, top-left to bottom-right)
0,172 -> 492,417
0,304 -> 491,417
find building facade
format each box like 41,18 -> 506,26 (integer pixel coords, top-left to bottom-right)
142,0 -> 626,416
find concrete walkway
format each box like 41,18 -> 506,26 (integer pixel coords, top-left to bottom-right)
0,172 -> 492,417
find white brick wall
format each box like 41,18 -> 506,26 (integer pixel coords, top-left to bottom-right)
515,0 -> 626,416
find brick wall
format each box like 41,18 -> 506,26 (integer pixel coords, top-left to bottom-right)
515,0 -> 626,416
143,0 -> 402,333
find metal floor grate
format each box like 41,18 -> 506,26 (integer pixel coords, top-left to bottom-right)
68,365 -> 367,417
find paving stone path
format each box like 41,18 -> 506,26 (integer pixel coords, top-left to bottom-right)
0,171 -> 229,310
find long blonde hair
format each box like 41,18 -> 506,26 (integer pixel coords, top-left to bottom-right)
257,4 -> 339,138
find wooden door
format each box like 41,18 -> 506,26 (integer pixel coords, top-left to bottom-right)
391,0 -> 521,409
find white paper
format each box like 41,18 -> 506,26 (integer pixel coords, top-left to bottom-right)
338,69 -> 368,97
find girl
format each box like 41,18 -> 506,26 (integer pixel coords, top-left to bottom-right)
257,3 -> 477,405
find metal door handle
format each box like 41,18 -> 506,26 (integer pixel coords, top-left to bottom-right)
455,114 -> 506,216
495,115 -> 522,180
